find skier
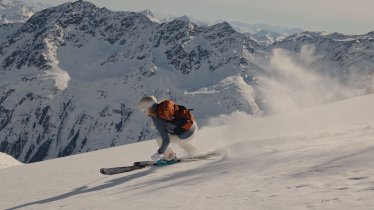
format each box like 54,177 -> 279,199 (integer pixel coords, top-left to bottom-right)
138,96 -> 199,163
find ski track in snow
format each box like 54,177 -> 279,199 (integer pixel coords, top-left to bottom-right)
1,94 -> 374,209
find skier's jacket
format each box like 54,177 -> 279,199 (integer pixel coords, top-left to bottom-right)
156,100 -> 195,135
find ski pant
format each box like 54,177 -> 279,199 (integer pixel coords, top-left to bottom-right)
156,132 -> 199,158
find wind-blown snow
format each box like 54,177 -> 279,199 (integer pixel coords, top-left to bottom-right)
255,47 -> 361,114
1,93 -> 374,210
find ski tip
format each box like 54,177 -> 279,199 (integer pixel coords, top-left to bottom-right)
100,168 -> 106,175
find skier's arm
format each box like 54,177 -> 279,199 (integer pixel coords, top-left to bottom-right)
153,117 -> 170,155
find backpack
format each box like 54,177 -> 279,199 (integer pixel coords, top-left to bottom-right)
156,100 -> 195,134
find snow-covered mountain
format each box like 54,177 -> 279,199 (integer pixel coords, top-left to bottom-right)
141,11 -> 302,46
266,31 -> 374,86
135,10 -> 301,46
250,31 -> 374,114
0,1 -> 373,164
136,10 -> 304,36
228,21 -> 304,35
229,21 -> 303,46
1,92 -> 374,210
0,0 -> 260,163
245,30 -> 287,47
0,0 -> 48,24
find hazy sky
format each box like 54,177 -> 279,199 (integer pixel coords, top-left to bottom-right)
31,0 -> 374,34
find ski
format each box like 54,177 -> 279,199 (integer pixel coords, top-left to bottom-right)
99,152 -> 221,175
100,166 -> 141,175
100,160 -> 175,175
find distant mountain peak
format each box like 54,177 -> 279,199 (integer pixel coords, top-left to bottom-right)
228,21 -> 304,35
366,31 -> 374,37
59,0 -> 97,10
140,9 -> 154,18
175,15 -> 191,22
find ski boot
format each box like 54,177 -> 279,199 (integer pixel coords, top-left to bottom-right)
156,152 -> 179,166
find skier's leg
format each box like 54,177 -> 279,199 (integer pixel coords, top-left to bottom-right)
156,137 -> 176,161
177,140 -> 200,157
176,122 -> 200,157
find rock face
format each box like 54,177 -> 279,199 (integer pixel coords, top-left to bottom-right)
0,1 -> 373,163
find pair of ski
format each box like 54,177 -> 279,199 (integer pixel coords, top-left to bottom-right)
100,152 -> 220,175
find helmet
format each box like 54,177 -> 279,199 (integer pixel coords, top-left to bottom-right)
138,96 -> 157,115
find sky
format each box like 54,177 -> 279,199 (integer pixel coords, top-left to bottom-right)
32,0 -> 374,34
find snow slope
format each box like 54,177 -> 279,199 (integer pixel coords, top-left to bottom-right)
0,152 -> 22,169
1,93 -> 374,210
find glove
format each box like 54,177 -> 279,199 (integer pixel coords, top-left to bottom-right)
151,152 -> 162,161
